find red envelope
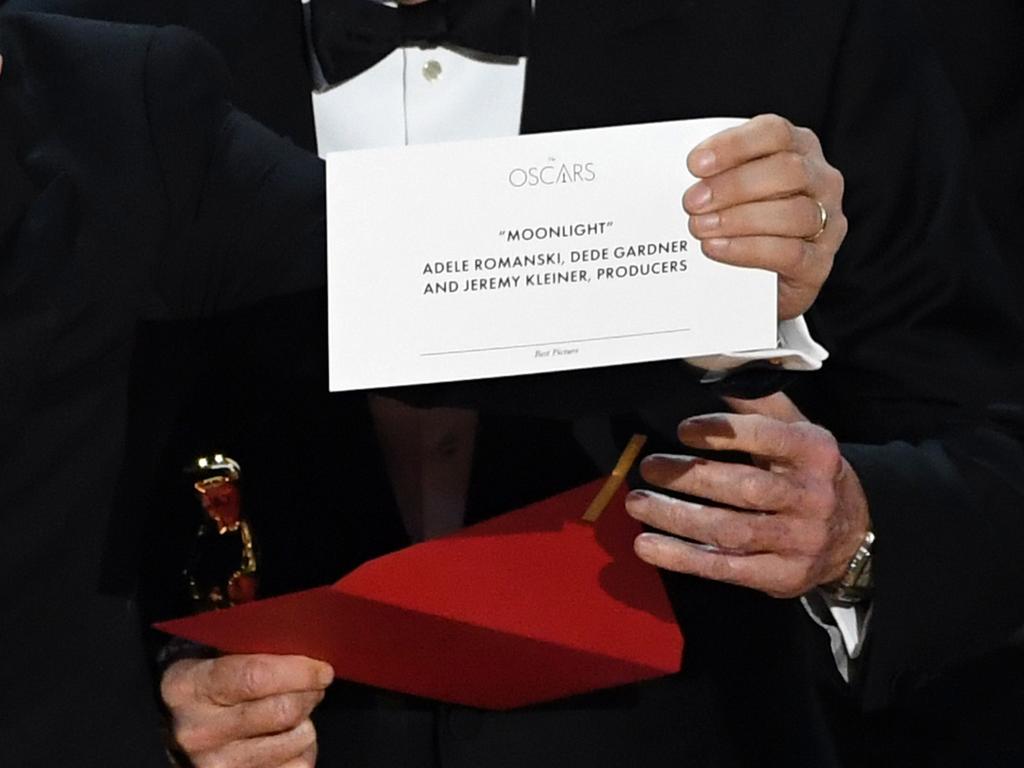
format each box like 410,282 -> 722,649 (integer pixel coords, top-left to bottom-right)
156,479 -> 683,709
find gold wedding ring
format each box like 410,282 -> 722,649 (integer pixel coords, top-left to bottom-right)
807,200 -> 828,241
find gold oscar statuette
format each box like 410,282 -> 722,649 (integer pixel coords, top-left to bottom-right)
183,454 -> 259,610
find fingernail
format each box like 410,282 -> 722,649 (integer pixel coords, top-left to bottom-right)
690,148 -> 717,176
691,213 -> 720,233
625,491 -> 648,520
645,453 -> 697,471
677,421 -> 699,436
318,663 -> 335,686
677,416 -> 709,434
702,238 -> 730,257
634,532 -> 658,554
639,454 -> 661,471
678,415 -> 729,442
685,182 -> 713,212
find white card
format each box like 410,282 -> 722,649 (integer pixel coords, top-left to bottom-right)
327,118 -> 776,391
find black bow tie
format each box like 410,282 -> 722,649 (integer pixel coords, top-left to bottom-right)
309,0 -> 531,86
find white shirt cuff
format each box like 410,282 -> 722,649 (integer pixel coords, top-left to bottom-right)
686,315 -> 829,376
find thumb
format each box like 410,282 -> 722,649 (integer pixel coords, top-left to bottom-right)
722,392 -> 807,424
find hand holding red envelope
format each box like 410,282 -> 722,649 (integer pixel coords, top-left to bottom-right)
156,479 -> 683,710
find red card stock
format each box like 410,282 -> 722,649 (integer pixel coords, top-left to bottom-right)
156,479 -> 683,709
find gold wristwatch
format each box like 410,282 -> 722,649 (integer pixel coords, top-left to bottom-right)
821,530 -> 874,606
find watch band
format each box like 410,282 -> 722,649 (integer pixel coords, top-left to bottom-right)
821,530 -> 875,606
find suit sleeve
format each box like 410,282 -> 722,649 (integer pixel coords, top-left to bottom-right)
794,0 -> 1024,709
141,25 -> 326,317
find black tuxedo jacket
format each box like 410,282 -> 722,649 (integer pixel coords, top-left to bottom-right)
5,2 -> 1024,766
912,0 -> 1024,300
0,13 -> 327,767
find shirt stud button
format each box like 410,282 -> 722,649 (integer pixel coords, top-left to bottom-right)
422,59 -> 443,82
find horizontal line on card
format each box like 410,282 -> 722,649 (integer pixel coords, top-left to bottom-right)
420,328 -> 692,357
